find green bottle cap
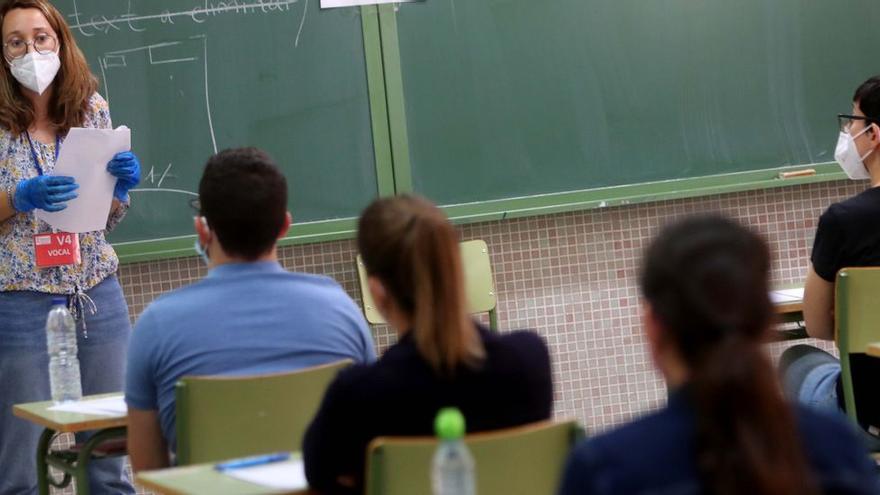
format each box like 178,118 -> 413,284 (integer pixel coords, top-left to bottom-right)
434,407 -> 466,440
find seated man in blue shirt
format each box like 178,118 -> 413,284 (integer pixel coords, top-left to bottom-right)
125,147 -> 376,472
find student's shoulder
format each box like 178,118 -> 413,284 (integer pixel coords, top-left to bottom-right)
825,186 -> 880,219
135,279 -> 214,325
276,271 -> 353,299
484,328 -> 550,362
794,406 -> 880,491
794,405 -> 869,456
563,407 -> 693,493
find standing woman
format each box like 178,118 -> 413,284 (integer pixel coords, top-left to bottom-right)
558,216 -> 878,495
0,1 -> 139,493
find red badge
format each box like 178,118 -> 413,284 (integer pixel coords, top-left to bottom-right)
33,232 -> 81,268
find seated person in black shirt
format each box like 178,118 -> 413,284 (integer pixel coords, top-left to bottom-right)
559,216 -> 878,495
781,76 -> 880,448
303,195 -> 553,495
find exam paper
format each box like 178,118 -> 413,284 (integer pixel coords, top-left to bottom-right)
770,288 -> 804,304
35,126 -> 131,233
47,395 -> 126,417
224,459 -> 308,490
321,0 -> 418,9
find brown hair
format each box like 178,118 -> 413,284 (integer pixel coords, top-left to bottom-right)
358,195 -> 485,375
640,215 -> 817,495
0,0 -> 97,135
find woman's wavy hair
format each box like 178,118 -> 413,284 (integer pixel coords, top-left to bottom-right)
0,0 -> 97,134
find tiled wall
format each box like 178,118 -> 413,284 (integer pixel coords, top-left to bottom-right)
117,179 -> 862,435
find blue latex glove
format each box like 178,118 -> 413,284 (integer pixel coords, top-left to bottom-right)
107,151 -> 140,201
13,175 -> 79,213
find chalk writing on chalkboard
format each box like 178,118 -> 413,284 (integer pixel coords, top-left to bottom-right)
67,0 -> 299,36
100,35 -> 213,200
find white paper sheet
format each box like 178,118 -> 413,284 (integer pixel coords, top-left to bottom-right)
224,459 -> 307,490
35,126 -> 131,233
321,0 -> 417,9
770,287 -> 804,304
47,395 -> 126,417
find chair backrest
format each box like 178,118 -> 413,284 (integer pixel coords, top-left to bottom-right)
356,239 -> 498,330
365,420 -> 584,495
835,268 -> 880,422
174,359 -> 351,465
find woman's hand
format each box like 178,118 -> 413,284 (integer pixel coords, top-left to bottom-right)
13,175 -> 79,212
107,151 -> 141,202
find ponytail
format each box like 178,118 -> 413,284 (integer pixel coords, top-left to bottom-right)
691,338 -> 815,495
358,195 -> 485,375
641,216 -> 818,495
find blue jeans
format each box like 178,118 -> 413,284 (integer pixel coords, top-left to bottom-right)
781,344 -> 880,451
0,276 -> 134,495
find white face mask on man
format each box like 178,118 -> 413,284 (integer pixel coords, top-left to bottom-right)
9,50 -> 60,95
834,125 -> 875,180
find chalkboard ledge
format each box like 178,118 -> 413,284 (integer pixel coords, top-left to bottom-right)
442,162 -> 846,225
113,162 -> 845,263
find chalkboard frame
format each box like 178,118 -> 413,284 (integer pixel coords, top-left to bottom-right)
115,3 -> 851,264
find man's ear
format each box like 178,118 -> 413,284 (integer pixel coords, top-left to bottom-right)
869,122 -> 880,146
193,216 -> 211,246
277,211 -> 292,240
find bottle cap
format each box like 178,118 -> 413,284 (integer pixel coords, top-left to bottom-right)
434,407 -> 466,440
51,297 -> 67,306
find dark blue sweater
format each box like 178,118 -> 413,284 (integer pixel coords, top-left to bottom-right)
303,326 -> 553,495
559,389 -> 880,495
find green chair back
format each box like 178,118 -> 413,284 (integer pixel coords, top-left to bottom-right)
174,360 -> 351,465
357,239 -> 498,330
365,420 -> 584,495
835,268 -> 880,423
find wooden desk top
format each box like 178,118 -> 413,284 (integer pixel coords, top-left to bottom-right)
12,393 -> 127,433
868,343 -> 880,358
137,453 -> 312,495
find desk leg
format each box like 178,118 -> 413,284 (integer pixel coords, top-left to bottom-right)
75,427 -> 127,495
36,428 -> 54,495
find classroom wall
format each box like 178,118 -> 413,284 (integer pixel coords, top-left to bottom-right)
117,178 -> 860,434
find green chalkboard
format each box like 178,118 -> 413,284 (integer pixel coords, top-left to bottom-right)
54,0 -> 383,253
391,0 -> 879,207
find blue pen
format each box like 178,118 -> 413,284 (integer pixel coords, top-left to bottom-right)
214,452 -> 290,472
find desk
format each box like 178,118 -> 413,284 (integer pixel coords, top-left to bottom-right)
772,288 -> 807,341
13,393 -> 128,495
868,343 -> 880,358
137,452 -> 312,495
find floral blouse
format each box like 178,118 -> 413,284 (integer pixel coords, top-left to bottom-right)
0,93 -> 128,294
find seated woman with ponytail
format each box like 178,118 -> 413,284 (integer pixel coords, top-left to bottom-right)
303,195 -> 553,494
558,215 -> 878,495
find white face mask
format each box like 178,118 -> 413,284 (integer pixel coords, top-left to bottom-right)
834,126 -> 874,180
9,50 -> 60,95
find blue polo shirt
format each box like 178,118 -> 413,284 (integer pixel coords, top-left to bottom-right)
125,261 -> 376,451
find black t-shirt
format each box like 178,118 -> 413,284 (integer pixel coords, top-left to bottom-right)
811,186 -> 880,282
812,185 -> 880,432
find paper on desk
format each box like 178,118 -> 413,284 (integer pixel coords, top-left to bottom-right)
35,126 -> 131,233
47,395 -> 126,417
224,459 -> 307,490
770,288 -> 805,304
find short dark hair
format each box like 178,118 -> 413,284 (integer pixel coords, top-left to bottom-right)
854,76 -> 880,126
198,147 -> 287,260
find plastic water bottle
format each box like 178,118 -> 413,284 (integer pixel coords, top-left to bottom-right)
46,298 -> 82,403
432,407 -> 476,495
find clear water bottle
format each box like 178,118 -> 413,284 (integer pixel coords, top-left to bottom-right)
432,407 -> 476,495
46,297 -> 82,403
